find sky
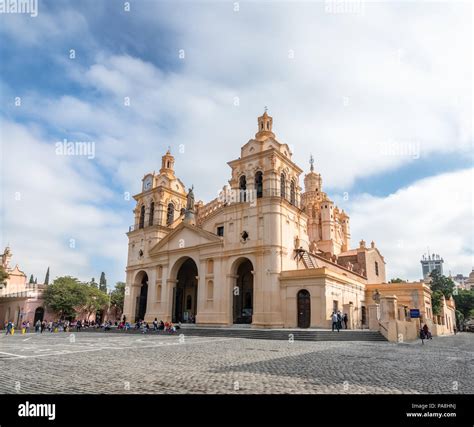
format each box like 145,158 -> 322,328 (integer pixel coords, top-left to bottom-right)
0,0 -> 472,288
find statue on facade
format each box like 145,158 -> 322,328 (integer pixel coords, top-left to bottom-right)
186,186 -> 195,211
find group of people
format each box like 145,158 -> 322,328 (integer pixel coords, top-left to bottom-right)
119,318 -> 181,334
331,311 -> 349,332
420,324 -> 433,342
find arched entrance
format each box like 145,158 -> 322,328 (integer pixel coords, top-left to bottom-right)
233,259 -> 254,324
173,258 -> 198,323
135,272 -> 148,322
297,289 -> 311,328
34,307 -> 44,324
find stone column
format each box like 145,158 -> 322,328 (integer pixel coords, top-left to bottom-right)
343,302 -> 354,329
367,304 -> 380,330
379,295 -> 398,323
226,274 -> 238,325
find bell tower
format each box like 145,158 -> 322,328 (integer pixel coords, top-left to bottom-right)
160,149 -> 175,177
255,108 -> 275,141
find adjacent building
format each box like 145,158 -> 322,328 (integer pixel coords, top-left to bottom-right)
420,253 -> 444,279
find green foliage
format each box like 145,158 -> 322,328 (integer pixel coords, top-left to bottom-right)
99,272 -> 107,292
0,265 -> 9,285
83,285 -> 109,319
429,270 -> 455,299
43,276 -> 88,318
431,290 -> 443,316
28,274 -> 34,284
389,278 -> 405,283
44,267 -> 50,285
110,282 -> 125,314
89,277 -> 98,288
453,289 -> 474,319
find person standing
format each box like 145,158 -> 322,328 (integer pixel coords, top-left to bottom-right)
337,311 -> 343,331
343,313 -> 348,329
35,320 -> 41,333
153,318 -> 158,331
331,312 -> 339,332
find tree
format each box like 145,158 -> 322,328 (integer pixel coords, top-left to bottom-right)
389,278 -> 405,283
43,276 -> 88,319
44,267 -> 50,285
0,265 -> 9,286
29,274 -> 34,284
453,289 -> 474,319
429,271 -> 455,299
83,285 -> 109,320
110,282 -> 125,318
99,272 -> 107,292
431,290 -> 444,316
89,277 -> 98,288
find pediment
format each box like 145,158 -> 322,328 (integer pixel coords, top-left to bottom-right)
149,222 -> 222,255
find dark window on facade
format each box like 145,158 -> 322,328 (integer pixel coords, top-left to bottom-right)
149,202 -> 154,226
290,180 -> 296,205
375,261 -> 379,276
167,203 -> 174,226
280,173 -> 286,199
139,205 -> 145,229
255,171 -> 263,198
217,226 -> 224,237
239,175 -> 247,202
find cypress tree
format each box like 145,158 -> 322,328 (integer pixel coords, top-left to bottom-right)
44,267 -> 50,285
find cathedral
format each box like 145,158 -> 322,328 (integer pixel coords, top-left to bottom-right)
123,111 -> 386,329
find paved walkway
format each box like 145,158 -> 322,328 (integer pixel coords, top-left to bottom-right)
0,331 -> 472,394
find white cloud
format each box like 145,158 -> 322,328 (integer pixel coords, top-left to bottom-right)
348,168 -> 474,281
1,1 -> 472,286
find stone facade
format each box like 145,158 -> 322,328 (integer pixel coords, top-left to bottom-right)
123,112 -> 389,328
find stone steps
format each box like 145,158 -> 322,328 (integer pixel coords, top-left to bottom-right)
85,327 -> 386,341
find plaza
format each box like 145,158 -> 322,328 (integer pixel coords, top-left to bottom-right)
0,331 -> 472,394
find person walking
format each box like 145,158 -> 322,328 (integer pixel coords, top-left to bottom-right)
153,318 -> 158,331
5,321 -> 13,335
337,311 -> 343,331
331,312 -> 339,332
343,313 -> 348,329
35,320 -> 41,333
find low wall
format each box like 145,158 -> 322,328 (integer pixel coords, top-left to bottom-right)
379,320 -> 418,342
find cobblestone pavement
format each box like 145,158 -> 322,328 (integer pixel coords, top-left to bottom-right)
0,331 -> 472,394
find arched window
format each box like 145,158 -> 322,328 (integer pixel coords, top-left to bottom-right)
139,205 -> 145,229
280,173 -> 286,199
149,202 -> 154,226
167,161 -> 170,168
239,175 -> 247,202
167,203 -> 174,226
255,171 -> 263,198
290,180 -> 296,205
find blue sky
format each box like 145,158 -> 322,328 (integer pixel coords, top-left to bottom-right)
0,0 -> 472,286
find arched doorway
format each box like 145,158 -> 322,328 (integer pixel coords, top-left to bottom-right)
135,272 -> 148,322
173,258 -> 198,323
233,259 -> 254,324
34,307 -> 44,324
297,289 -> 311,328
